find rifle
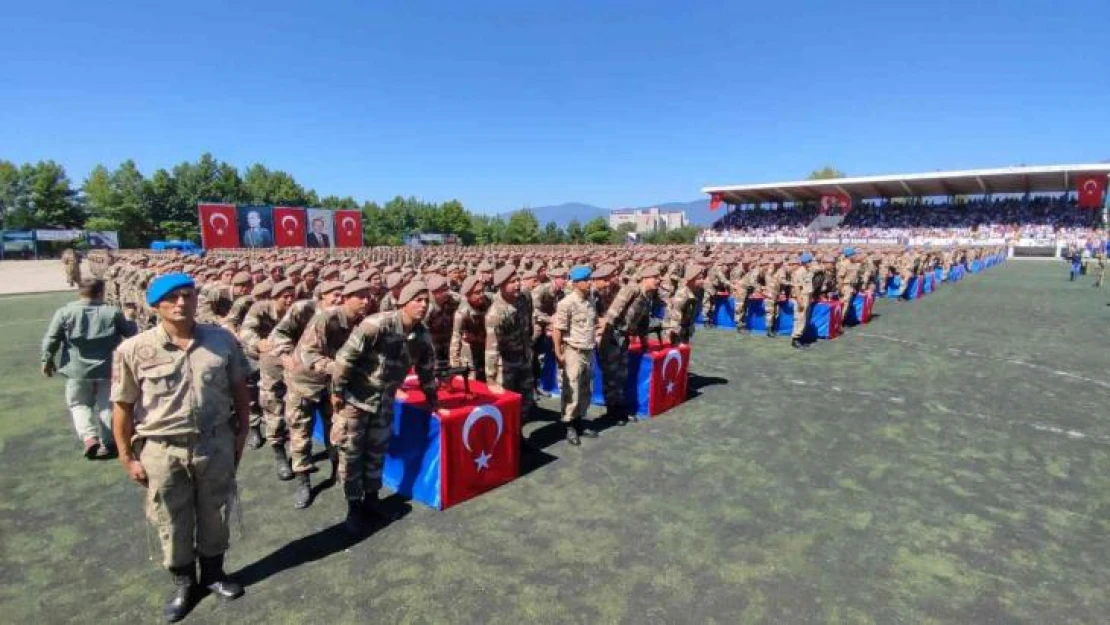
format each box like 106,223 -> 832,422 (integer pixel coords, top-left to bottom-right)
435,364 -> 474,397
646,317 -> 665,346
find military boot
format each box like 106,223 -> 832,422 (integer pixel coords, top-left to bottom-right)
791,338 -> 808,350
327,445 -> 339,481
565,423 -> 581,446
272,445 -> 293,481
362,491 -> 402,522
163,564 -> 197,623
245,425 -> 263,450
577,421 -> 599,439
292,473 -> 312,509
199,554 -> 243,601
608,407 -> 629,426
344,499 -> 366,535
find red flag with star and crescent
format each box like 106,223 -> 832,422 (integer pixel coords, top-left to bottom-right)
1076,175 -> 1107,209
334,209 -> 363,248
273,206 -> 307,247
439,382 -> 521,508
198,203 -> 240,249
647,342 -> 691,416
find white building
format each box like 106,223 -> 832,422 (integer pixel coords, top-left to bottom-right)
609,207 -> 687,233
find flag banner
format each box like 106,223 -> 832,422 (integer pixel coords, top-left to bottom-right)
709,192 -> 723,211
305,208 -> 335,248
634,340 -> 692,416
820,192 -> 852,215
1076,174 -> 1107,209
87,231 -> 120,249
198,203 -> 240,249
380,377 -> 521,510
334,209 -> 363,248
273,207 -> 307,248
238,205 -> 274,248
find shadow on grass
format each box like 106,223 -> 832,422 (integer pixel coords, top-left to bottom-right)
687,373 -> 728,399
230,493 -> 412,588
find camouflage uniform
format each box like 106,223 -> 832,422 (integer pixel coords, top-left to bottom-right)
790,262 -> 813,341
664,282 -> 699,344
426,291 -> 460,368
763,263 -> 787,336
332,311 -> 438,502
240,299 -> 288,449
599,282 -> 654,415
485,292 -> 535,417
449,298 -> 488,380
553,288 -> 596,424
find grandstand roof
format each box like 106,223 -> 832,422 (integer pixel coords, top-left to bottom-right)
702,163 -> 1110,204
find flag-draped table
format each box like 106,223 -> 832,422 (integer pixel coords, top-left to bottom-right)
313,377 -> 521,510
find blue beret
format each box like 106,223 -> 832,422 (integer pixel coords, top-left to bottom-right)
568,265 -> 592,282
842,247 -> 854,257
146,272 -> 195,306
800,253 -> 814,264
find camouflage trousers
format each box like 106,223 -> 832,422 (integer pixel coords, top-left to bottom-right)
792,295 -> 812,339
492,360 -> 535,420
63,263 -> 79,287
733,288 -> 754,328
598,331 -> 629,409
840,286 -> 857,313
332,399 -> 393,501
895,270 -> 913,297
258,371 -> 287,447
247,366 -> 262,429
285,386 -> 332,474
764,294 -> 780,333
139,432 -> 235,569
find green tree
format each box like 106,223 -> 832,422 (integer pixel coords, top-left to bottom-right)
438,200 -> 473,242
7,161 -> 82,228
583,216 -> 611,244
0,160 -> 21,230
807,166 -> 847,180
504,209 -> 540,244
610,222 -> 637,244
565,218 -> 584,244
541,221 -> 565,244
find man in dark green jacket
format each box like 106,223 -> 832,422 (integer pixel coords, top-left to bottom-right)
42,278 -> 135,458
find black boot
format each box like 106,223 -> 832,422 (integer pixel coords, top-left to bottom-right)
292,473 -> 312,509
163,564 -> 197,623
565,423 -> 581,446
272,445 -> 293,481
608,407 -> 628,426
199,554 -> 243,601
246,425 -> 263,450
791,338 -> 807,350
766,326 -> 777,337
362,491 -> 402,522
578,422 -> 599,439
344,499 -> 366,535
328,445 -> 339,481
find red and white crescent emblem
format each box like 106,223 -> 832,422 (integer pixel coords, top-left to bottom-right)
660,349 -> 684,397
209,212 -> 228,235
281,215 -> 298,236
341,216 -> 356,234
1082,179 -> 1098,195
462,405 -> 504,471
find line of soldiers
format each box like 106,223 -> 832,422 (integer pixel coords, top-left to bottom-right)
95,242 -> 1003,496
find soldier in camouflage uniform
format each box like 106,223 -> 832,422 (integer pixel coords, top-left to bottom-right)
701,260 -> 730,327
552,266 -> 598,445
790,253 -> 814,349
332,281 -> 439,533
531,266 -> 566,396
664,264 -> 704,345
733,259 -> 762,334
598,264 -> 661,424
240,279 -> 298,481
284,280 -> 372,509
449,276 -> 489,380
61,248 -> 81,287
484,266 -> 536,443
763,257 -> 787,337
424,275 -> 460,368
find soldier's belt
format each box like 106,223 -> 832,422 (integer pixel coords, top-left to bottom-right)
143,424 -> 230,447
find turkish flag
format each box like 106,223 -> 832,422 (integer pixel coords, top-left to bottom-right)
633,339 -> 691,417
1076,175 -> 1107,209
709,192 -> 723,211
334,209 -> 363,248
273,206 -> 307,247
437,380 -> 521,509
827,300 -> 844,339
198,203 -> 239,249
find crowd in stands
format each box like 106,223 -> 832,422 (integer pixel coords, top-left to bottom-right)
706,196 -> 1101,243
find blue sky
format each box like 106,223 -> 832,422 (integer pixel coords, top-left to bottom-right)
2,0 -> 1108,212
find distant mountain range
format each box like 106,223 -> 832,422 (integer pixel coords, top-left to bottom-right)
499,199 -> 719,228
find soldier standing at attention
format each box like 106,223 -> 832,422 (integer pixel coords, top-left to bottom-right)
552,266 -> 599,446
240,279 -> 298,481
665,265 -> 704,345
449,276 -> 489,380
331,281 -> 440,533
763,257 -> 787,337
61,248 -> 81,287
484,266 -> 536,445
110,273 -> 250,622
598,264 -> 661,424
42,278 -> 135,458
285,280 -> 372,509
424,275 -> 460,368
790,253 -> 815,350
531,267 -> 566,395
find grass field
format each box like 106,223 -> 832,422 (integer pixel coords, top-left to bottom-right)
1,261 -> 1108,625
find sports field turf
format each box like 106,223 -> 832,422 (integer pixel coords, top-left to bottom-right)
1,260 -> 1107,624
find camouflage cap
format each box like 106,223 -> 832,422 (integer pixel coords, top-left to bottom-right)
491,265 -> 517,288
460,275 -> 482,295
427,274 -> 450,292
251,280 -> 273,297
318,280 -> 344,295
342,279 -> 372,297
397,280 -> 429,306
591,264 -> 616,279
232,271 -> 252,286
385,272 -> 404,289
270,279 -> 295,297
